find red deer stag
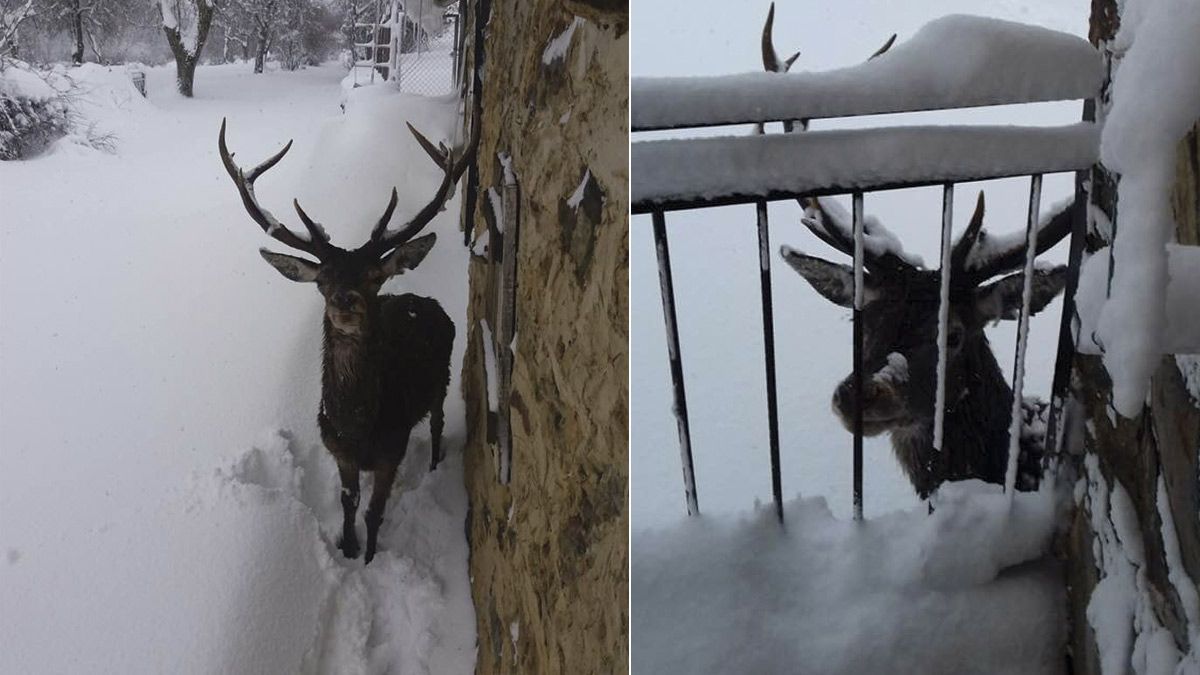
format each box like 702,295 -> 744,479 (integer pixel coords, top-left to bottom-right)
781,194 -> 1070,498
219,119 -> 477,563
759,5 -> 1067,498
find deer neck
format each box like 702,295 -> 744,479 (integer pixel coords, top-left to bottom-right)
890,334 -> 1015,495
320,309 -> 383,437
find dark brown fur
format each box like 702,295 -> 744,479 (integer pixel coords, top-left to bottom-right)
781,194 -> 1070,499
318,290 -> 453,561
218,117 -> 475,563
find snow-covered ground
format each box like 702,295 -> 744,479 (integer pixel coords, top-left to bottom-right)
0,62 -> 475,673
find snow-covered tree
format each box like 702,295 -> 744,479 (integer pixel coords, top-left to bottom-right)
156,0 -> 215,96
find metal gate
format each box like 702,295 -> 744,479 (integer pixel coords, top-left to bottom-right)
632,14 -> 1104,522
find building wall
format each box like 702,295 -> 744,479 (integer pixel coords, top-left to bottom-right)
458,2 -> 628,674
1065,2 -> 1200,670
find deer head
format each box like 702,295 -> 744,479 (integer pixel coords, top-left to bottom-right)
218,118 -> 478,338
780,193 -> 1071,437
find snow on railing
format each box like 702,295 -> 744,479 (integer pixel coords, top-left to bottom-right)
632,123 -> 1099,213
632,15 -> 1103,132
636,14 -> 1102,522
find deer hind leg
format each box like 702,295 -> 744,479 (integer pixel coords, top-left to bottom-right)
429,387 -> 446,472
364,443 -> 405,564
336,460 -> 361,559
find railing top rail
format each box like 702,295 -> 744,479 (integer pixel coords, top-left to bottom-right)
632,15 -> 1103,132
632,123 -> 1098,214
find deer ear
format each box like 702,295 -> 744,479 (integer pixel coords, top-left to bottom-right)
974,266 -> 1068,321
378,233 -> 437,279
260,249 -> 319,282
780,246 -> 878,308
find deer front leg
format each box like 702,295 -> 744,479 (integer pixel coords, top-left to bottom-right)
364,455 -> 403,564
336,460 -> 361,559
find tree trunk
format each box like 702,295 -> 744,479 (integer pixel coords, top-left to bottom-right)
71,0 -> 84,64
161,0 -> 216,98
253,23 -> 269,73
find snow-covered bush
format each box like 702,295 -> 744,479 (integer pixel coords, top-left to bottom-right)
0,62 -> 69,159
0,60 -> 126,159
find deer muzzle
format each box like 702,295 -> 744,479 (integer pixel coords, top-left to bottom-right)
832,361 -> 909,436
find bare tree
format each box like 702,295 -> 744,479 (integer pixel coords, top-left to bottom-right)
156,0 -> 216,96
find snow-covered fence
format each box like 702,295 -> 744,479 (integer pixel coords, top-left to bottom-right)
633,15 -> 1104,522
394,1 -> 462,96
350,0 -> 462,95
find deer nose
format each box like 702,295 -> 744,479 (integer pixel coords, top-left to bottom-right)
330,291 -> 358,310
833,378 -> 883,415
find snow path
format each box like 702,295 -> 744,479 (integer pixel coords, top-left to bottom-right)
0,63 -> 475,673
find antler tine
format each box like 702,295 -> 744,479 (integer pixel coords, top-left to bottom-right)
949,191 -> 986,274
365,121 -> 480,255
218,118 -> 331,260
367,188 -> 400,242
961,198 -> 1073,285
800,198 -> 856,256
292,199 -> 333,245
801,196 -> 918,275
761,2 -> 800,73
868,33 -> 897,60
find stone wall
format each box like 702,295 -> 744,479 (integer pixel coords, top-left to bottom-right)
1064,2 -> 1200,671
458,2 -> 628,674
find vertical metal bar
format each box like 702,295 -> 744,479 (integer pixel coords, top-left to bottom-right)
1006,174 -> 1043,498
933,185 -> 954,453
1044,100 -> 1096,459
756,200 -> 784,524
652,210 -> 700,516
1044,169 -> 1088,460
852,192 -> 865,521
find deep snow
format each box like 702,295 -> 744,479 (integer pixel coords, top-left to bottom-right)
0,62 -> 475,673
633,481 -> 1068,675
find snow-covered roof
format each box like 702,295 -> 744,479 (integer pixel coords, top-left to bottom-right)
632,15 -> 1103,131
632,123 -> 1099,212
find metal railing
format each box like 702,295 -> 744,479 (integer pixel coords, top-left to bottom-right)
632,19 -> 1102,523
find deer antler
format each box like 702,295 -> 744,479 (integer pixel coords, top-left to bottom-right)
761,2 -> 800,73
362,120 -> 480,256
800,197 -> 920,275
950,190 -> 1073,286
218,118 -> 335,260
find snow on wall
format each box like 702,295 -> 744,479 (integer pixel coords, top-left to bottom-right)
542,17 -> 584,65
1081,456 -> 1198,674
633,480 -> 1066,674
1093,0 -> 1200,417
1075,245 -> 1200,356
632,14 -> 1103,130
632,123 -> 1098,208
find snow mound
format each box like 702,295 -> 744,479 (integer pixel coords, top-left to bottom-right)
633,481 -> 1066,674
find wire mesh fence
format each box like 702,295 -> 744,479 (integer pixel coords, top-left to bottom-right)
394,1 -> 461,97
